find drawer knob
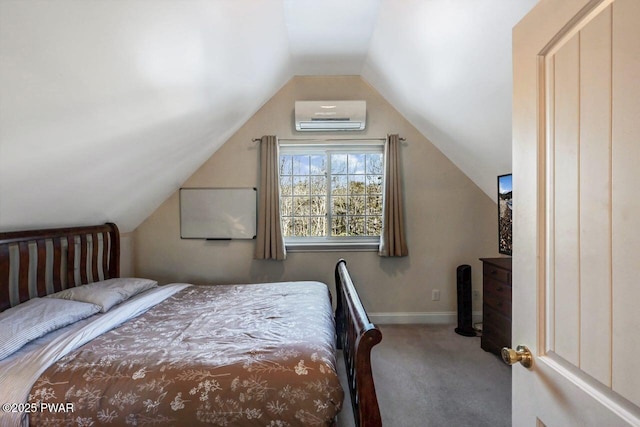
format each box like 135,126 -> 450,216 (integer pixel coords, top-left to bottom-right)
501,345 -> 533,368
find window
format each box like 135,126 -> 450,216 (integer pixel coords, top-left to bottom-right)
279,142 -> 384,250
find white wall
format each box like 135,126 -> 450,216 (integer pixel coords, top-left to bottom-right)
135,76 -> 500,320
119,233 -> 135,277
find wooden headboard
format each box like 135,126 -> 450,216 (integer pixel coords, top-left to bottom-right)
0,223 -> 120,312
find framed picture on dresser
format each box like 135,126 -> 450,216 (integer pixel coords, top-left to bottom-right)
498,174 -> 512,256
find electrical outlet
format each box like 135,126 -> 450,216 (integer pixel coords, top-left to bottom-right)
432,289 -> 440,301
473,290 -> 480,299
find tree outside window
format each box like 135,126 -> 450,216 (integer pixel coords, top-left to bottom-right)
279,144 -> 383,246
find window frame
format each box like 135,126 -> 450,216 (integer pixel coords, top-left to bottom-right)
279,140 -> 384,252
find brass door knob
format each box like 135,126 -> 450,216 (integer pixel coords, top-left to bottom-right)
501,345 -> 533,368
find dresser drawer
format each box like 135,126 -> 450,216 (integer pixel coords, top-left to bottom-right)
482,306 -> 511,347
483,263 -> 511,284
483,289 -> 511,318
483,277 -> 512,317
480,258 -> 512,356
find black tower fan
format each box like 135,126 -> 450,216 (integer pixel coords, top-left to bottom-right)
455,264 -> 476,337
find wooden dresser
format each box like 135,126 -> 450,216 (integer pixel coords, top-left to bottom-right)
480,257 -> 512,356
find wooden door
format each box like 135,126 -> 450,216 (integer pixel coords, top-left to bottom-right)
512,0 -> 640,425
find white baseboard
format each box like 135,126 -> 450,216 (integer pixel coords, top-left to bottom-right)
369,311 -> 482,325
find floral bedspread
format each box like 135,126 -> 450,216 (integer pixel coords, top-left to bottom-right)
28,282 -> 343,426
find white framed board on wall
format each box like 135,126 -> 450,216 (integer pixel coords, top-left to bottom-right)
179,188 -> 257,239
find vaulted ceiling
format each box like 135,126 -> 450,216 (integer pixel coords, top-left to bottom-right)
0,0 -> 537,233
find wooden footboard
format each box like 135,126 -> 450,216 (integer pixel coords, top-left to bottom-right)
335,259 -> 382,427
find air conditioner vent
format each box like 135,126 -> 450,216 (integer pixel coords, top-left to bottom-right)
295,101 -> 366,131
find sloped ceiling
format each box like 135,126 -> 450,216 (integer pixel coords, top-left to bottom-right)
0,0 -> 537,233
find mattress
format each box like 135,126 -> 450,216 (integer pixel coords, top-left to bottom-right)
2,282 -> 343,426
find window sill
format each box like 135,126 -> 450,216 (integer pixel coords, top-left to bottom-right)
285,241 -> 380,253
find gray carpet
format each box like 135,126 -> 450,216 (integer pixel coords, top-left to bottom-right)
336,324 -> 511,427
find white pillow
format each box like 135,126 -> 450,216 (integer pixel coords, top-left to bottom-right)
0,298 -> 101,360
47,277 -> 158,313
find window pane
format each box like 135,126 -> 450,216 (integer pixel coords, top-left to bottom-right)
310,155 -> 326,174
331,216 -> 347,236
331,176 -> 347,195
366,195 -> 382,215
366,175 -> 382,194
293,155 -> 309,175
280,144 -> 383,241
281,196 -> 293,216
310,196 -> 326,216
349,216 -> 366,236
366,216 -> 382,236
280,177 -> 293,196
310,176 -> 326,195
282,217 -> 293,237
348,153 -> 365,174
310,216 -> 326,237
293,217 -> 309,236
332,196 -> 347,215
280,155 -> 292,175
331,154 -> 347,174
349,175 -> 366,195
293,196 -> 310,216
366,153 -> 383,174
293,176 -> 309,195
349,196 -> 366,215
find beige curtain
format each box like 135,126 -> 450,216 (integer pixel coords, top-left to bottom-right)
254,135 -> 286,260
379,134 -> 409,257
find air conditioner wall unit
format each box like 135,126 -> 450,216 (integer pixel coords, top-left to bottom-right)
295,100 -> 366,131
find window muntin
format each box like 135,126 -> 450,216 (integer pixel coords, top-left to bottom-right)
279,144 -> 383,244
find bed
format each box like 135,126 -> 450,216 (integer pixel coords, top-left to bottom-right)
0,223 -> 382,426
